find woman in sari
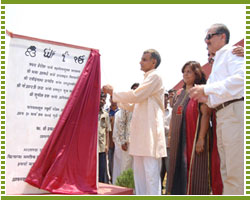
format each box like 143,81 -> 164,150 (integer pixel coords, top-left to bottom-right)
166,61 -> 222,195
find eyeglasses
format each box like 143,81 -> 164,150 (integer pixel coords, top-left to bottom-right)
204,32 -> 221,41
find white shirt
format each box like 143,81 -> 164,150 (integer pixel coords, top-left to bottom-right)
112,109 -> 133,146
113,69 -> 166,158
164,107 -> 172,147
204,44 -> 244,108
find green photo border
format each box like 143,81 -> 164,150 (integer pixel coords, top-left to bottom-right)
1,3 -> 5,197
1,1 -> 249,200
0,0 -> 249,4
246,4 -> 250,196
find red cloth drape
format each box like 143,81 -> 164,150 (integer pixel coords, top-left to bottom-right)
25,49 -> 101,194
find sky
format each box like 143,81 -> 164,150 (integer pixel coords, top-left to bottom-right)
5,4 -> 245,91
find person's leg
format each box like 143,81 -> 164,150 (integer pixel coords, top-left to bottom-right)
216,101 -> 244,195
99,152 -> 106,183
133,156 -> 146,195
160,157 -> 167,191
112,144 -> 122,184
144,156 -> 162,195
121,147 -> 133,172
108,147 -> 114,183
216,114 -> 226,186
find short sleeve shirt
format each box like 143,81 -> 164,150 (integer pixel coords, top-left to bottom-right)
98,110 -> 111,153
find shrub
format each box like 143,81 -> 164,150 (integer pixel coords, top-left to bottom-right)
115,168 -> 135,189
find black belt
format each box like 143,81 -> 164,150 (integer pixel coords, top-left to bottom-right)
214,97 -> 244,112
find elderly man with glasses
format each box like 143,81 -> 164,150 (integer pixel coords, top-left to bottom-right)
189,23 -> 244,195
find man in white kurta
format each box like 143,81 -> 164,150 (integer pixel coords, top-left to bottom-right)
190,24 -> 244,195
103,49 -> 166,195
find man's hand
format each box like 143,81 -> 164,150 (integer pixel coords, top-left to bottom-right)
121,142 -> 128,151
189,85 -> 208,103
102,85 -> 114,96
105,145 -> 109,153
232,45 -> 244,57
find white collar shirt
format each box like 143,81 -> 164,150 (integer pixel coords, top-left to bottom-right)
204,44 -> 244,108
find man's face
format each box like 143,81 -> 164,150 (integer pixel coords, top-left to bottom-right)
140,53 -> 156,73
99,93 -> 107,109
205,27 -> 224,54
168,91 -> 176,108
168,91 -> 174,98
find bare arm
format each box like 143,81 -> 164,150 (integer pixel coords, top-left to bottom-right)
195,103 -> 212,154
105,129 -> 109,153
105,116 -> 111,153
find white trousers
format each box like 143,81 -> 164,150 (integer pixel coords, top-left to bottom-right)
121,147 -> 133,172
112,143 -> 122,185
133,156 -> 161,195
216,101 -> 244,195
113,143 -> 133,184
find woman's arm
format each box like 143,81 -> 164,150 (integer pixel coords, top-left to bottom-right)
195,103 -> 212,154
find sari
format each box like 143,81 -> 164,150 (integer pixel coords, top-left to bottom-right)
167,89 -> 222,195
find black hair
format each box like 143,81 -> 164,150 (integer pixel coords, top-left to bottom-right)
131,83 -> 140,90
181,61 -> 207,88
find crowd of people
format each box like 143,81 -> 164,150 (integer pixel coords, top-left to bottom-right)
98,23 -> 244,195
